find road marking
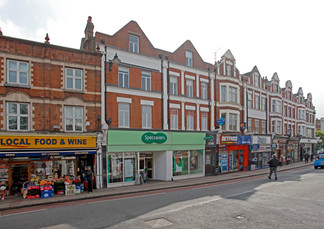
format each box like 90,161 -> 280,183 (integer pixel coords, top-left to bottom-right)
1,208 -> 47,217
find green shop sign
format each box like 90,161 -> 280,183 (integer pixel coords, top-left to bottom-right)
142,132 -> 167,144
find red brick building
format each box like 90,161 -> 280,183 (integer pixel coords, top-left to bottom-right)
0,32 -> 102,195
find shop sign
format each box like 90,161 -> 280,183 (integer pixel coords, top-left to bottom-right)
220,135 -> 251,145
0,150 -> 96,157
250,144 -> 260,151
0,136 -> 97,149
204,136 -> 213,140
141,132 -> 167,144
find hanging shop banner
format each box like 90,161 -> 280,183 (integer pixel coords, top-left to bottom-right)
220,135 -> 251,145
0,135 -> 97,149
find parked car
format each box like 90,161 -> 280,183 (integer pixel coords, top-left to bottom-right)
314,154 -> 324,169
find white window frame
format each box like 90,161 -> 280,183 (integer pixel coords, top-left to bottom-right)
64,106 -> 83,132
186,111 -> 194,130
141,71 -> 151,91
142,105 -> 152,129
221,86 -> 227,102
201,112 -> 208,131
229,113 -> 237,131
170,76 -> 178,95
129,35 -> 139,53
7,102 -> 30,131
186,51 -> 193,67
201,82 -> 207,99
261,97 -> 266,111
170,109 -> 179,130
255,120 -> 259,133
186,79 -> 194,98
262,120 -> 266,134
229,86 -> 237,103
254,74 -> 259,87
7,60 -> 29,85
248,118 -> 252,132
118,67 -> 129,88
226,64 -> 232,76
248,92 -> 252,108
65,67 -> 83,90
254,94 -> 260,110
118,103 -> 130,128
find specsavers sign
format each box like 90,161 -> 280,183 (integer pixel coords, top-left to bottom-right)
0,136 -> 97,149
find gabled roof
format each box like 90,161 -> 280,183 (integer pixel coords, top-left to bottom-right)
221,49 -> 236,61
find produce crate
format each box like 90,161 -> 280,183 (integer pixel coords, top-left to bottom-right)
65,184 -> 75,196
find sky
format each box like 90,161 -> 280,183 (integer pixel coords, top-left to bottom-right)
1,0 -> 323,117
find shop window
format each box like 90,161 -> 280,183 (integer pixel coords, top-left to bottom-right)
7,102 -> 29,131
107,152 -> 137,184
0,160 -> 9,192
34,161 -> 54,180
65,68 -> 83,90
65,106 -> 83,132
173,150 -> 203,176
7,59 -> 29,85
173,151 -> 188,176
189,151 -> 203,174
54,159 -> 75,178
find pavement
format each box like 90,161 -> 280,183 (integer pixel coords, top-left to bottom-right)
0,161 -> 313,211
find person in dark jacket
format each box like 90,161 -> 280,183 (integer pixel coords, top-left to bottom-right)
85,167 -> 93,192
268,154 -> 279,180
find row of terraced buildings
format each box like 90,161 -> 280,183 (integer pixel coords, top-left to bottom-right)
0,16 -> 317,194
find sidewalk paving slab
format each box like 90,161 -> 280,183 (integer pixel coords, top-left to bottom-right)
0,162 -> 312,212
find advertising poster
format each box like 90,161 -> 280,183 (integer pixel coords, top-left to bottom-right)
174,157 -> 183,173
221,153 -> 228,172
124,159 -> 134,181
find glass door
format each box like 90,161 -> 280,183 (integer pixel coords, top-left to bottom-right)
140,152 -> 153,180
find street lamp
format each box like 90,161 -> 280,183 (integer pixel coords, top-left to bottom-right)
108,53 -> 121,71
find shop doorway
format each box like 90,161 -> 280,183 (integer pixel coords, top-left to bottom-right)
10,163 -> 30,195
140,152 -> 153,179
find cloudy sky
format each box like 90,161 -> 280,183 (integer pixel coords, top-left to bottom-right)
1,0 -> 323,117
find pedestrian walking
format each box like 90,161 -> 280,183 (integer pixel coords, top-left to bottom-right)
279,155 -> 284,166
85,167 -> 93,192
304,153 -> 309,163
310,153 -> 314,162
268,154 -> 279,180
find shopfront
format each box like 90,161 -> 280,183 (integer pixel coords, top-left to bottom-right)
218,135 -> 250,173
106,130 -> 205,187
205,132 -> 219,176
250,135 -> 272,169
0,135 -> 97,195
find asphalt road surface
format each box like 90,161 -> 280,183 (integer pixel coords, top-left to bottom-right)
1,167 -> 323,229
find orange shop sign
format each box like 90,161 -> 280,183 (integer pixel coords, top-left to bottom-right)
0,136 -> 97,149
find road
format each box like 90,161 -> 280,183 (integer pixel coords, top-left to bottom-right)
1,167 -> 323,229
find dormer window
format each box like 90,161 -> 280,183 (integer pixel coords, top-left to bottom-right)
186,51 -> 193,67
129,35 -> 139,53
